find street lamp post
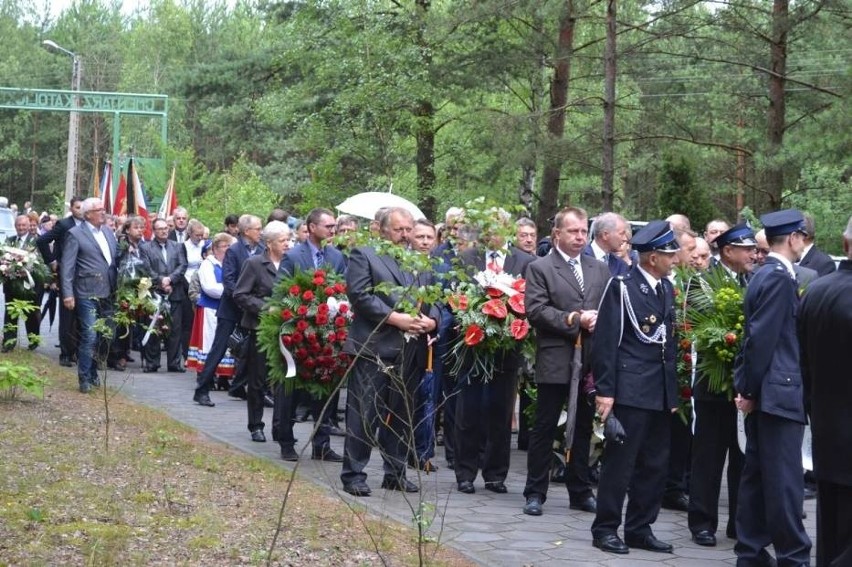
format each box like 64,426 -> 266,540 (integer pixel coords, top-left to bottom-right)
42,40 -> 81,213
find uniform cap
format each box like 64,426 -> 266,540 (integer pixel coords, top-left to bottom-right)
760,209 -> 807,238
631,220 -> 680,253
716,224 -> 757,248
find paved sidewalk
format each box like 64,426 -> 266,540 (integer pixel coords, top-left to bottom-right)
31,318 -> 817,566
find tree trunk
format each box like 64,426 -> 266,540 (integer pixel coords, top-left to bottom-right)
537,0 -> 575,231
414,0 -> 436,221
766,0 -> 788,208
601,0 -> 616,211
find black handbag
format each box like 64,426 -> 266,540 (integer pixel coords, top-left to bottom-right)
227,326 -> 250,359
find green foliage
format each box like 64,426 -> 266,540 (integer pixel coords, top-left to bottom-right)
786,163 -> 851,255
656,154 -> 715,230
0,359 -> 48,400
2,299 -> 40,350
191,157 -> 282,229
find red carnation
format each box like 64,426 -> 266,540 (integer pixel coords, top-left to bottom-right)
314,269 -> 326,278
295,320 -> 309,332
682,353 -> 692,364
507,293 -> 525,316
323,345 -> 333,356
724,332 -> 738,346
309,343 -> 321,354
291,332 -> 304,344
334,316 -> 347,328
295,348 -> 309,360
281,309 -> 293,321
324,286 -> 335,296
680,386 -> 692,399
303,290 -> 315,301
464,324 -> 485,346
317,303 -> 330,314
327,332 -> 338,343
510,318 -> 530,340
297,305 -> 308,316
313,275 -> 326,286
289,285 -> 301,296
334,282 -> 346,293
282,335 -> 293,347
305,359 -> 317,369
336,330 -> 348,342
511,278 -> 526,293
482,298 -> 508,319
338,303 -> 349,315
316,314 -> 329,326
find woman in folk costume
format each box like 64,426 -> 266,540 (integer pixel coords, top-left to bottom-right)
187,232 -> 236,386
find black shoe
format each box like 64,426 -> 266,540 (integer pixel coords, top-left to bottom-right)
661,492 -> 689,512
216,376 -> 230,391
250,429 -> 266,442
523,495 -> 543,516
263,394 -> 274,408
126,355 -> 136,363
343,481 -> 371,497
280,445 -> 298,461
79,382 -> 92,394
569,495 -> 597,513
692,530 -> 716,547
193,393 -> 215,407
228,387 -> 247,400
625,534 -> 673,553
484,481 -> 507,494
312,445 -> 343,463
142,366 -> 159,373
167,366 -> 186,373
726,527 -> 737,540
457,480 -> 475,494
60,356 -> 73,367
381,476 -> 418,493
593,533 -> 629,554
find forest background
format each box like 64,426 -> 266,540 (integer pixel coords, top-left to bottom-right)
0,0 -> 848,252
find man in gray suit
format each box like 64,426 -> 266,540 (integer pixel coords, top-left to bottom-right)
60,198 -> 118,393
522,206 -> 611,516
141,218 -> 188,372
339,207 -> 440,497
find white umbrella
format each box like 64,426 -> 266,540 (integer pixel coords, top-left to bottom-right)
336,191 -> 425,221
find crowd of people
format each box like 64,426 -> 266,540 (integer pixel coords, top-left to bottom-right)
3,194 -> 850,567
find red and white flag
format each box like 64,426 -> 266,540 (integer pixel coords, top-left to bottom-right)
158,166 -> 178,219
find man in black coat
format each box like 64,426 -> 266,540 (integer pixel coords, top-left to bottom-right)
688,224 -> 757,547
590,220 -> 680,555
140,218 -> 188,372
3,215 -> 41,351
521,207 -> 610,516
734,209 -> 812,567
193,214 -> 265,406
798,215 -> 852,567
36,196 -> 84,365
798,213 -> 836,277
339,207 -> 440,497
453,216 -> 534,495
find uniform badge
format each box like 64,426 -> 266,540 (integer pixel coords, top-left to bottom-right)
642,325 -> 650,333
639,283 -> 649,294
649,315 -> 657,324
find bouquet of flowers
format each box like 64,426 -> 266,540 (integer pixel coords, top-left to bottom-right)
446,270 -> 533,380
685,268 -> 745,399
258,268 -> 352,397
0,245 -> 50,299
115,277 -> 171,338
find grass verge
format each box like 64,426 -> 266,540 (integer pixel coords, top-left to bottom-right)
0,350 -> 473,566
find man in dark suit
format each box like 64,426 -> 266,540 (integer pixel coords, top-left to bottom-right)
734,209 -> 812,567
584,212 -> 630,277
167,207 -> 189,244
798,213 -> 836,277
60,198 -> 118,393
453,215 -> 534,495
141,218 -> 188,372
275,207 -> 345,463
339,207 -> 440,497
3,215 -> 42,351
522,207 -> 610,516
687,224 -> 757,546
590,220 -> 680,555
798,215 -> 852,567
193,215 -> 265,406
37,196 -> 84,366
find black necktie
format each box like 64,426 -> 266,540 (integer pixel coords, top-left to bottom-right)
656,281 -> 665,311
315,249 -> 324,268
